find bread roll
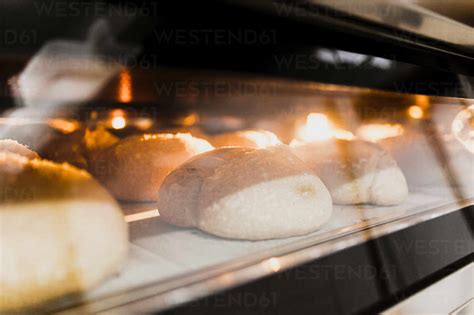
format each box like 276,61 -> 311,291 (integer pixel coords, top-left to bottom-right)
40,130 -> 88,169
90,133 -> 213,201
0,139 -> 39,159
292,139 -> 408,205
40,126 -> 118,170
158,145 -> 332,240
82,125 -> 119,161
379,133 -> 473,191
0,152 -> 128,313
210,129 -> 281,148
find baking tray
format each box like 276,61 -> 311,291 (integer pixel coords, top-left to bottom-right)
59,185 -> 473,313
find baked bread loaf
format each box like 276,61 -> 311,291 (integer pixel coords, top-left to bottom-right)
40,126 -> 118,170
82,125 -> 119,161
210,129 -> 281,148
158,145 -> 332,240
0,152 -> 127,313
90,133 -> 213,201
292,139 -> 408,205
0,139 -> 39,159
40,129 -> 89,169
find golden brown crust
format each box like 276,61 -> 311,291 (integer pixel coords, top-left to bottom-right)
82,126 -> 119,161
0,152 -> 109,204
90,133 -> 213,201
40,129 -> 88,169
0,153 -> 127,312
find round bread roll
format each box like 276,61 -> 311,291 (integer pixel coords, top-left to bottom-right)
210,129 -> 282,148
40,129 -> 89,169
90,133 -> 214,201
158,145 -> 332,240
39,126 -> 118,170
82,125 -> 119,161
0,152 -> 128,313
0,139 -> 39,159
291,139 -> 408,206
378,134 -> 439,187
379,133 -> 473,191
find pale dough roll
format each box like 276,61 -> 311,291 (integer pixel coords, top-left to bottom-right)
292,139 -> 408,205
0,139 -> 39,159
158,145 -> 332,240
210,129 -> 282,148
90,133 -> 213,201
0,152 -> 128,313
379,133 -> 474,191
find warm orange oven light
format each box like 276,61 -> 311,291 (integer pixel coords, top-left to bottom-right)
47,118 -> 80,134
357,123 -> 404,142
0,117 -> 80,134
181,113 -> 199,126
295,113 -> 354,143
134,118 -> 154,131
111,116 -> 126,129
117,69 -> 133,103
240,130 -> 282,148
110,109 -> 127,130
408,105 -> 424,119
415,95 -> 430,108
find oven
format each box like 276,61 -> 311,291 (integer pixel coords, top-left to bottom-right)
0,1 -> 473,314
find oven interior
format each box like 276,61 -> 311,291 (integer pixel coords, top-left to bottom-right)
1,65 -> 472,312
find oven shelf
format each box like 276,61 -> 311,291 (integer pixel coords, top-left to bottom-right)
59,187 -> 473,314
